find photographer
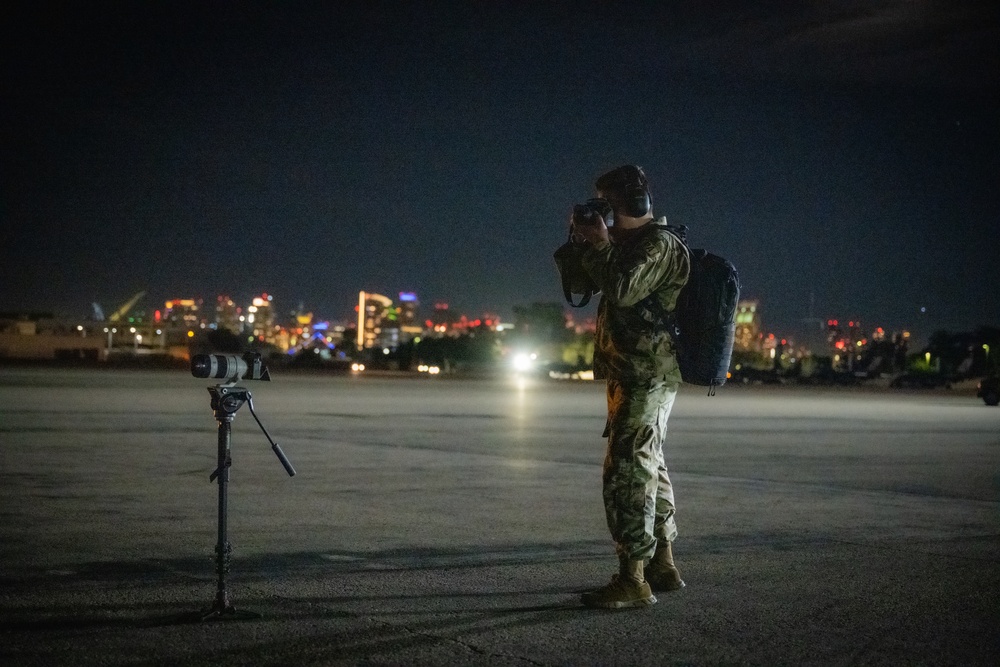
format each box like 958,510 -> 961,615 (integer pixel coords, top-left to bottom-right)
571,165 -> 690,609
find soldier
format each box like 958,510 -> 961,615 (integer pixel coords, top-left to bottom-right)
571,165 -> 691,608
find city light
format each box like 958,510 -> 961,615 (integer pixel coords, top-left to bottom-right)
512,352 -> 536,372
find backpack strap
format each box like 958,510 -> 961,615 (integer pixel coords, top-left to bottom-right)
638,223 -> 687,337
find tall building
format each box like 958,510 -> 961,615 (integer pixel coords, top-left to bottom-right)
734,300 -> 761,351
248,293 -> 275,343
163,299 -> 202,328
397,292 -> 422,341
215,295 -> 242,333
357,291 -> 394,351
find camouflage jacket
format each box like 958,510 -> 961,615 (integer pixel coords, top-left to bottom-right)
580,218 -> 690,384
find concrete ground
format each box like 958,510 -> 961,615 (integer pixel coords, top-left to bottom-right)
1,366 -> 998,666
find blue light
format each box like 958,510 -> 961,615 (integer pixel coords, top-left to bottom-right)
399,292 -> 417,302
313,321 -> 329,331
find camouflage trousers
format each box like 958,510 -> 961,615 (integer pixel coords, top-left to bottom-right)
602,377 -> 679,561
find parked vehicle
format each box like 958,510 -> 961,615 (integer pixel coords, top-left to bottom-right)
977,375 -> 999,406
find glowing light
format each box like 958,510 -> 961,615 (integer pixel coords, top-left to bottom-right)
357,291 -> 365,350
512,352 -> 537,372
187,331 -> 194,338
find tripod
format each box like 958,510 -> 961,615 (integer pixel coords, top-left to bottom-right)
194,384 -> 296,621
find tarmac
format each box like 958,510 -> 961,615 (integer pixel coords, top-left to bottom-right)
1,366 -> 998,666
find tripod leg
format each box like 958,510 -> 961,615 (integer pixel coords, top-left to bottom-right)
194,411 -> 258,621
214,417 -> 232,614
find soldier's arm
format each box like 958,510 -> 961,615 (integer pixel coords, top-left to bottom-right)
581,234 -> 685,307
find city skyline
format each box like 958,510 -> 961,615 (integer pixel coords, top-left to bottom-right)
0,271 -> 988,351
3,3 -> 997,338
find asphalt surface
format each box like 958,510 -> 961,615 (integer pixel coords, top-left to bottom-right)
1,367 -> 998,666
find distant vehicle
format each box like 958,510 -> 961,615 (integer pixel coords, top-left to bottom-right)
728,366 -> 783,385
977,376 -> 999,406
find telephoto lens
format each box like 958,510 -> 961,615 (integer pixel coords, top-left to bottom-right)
192,352 -> 271,382
192,353 -> 245,380
191,354 -> 248,381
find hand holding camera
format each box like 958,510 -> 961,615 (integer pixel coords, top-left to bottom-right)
571,197 -> 612,245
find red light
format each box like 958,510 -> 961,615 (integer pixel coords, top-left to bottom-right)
835,341 -> 845,350
154,310 -> 161,322
781,339 -> 787,345
849,321 -> 854,327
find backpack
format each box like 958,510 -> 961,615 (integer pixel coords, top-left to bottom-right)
643,225 -> 740,395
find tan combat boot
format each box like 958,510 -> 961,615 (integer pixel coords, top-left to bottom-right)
645,541 -> 685,592
581,557 -> 657,609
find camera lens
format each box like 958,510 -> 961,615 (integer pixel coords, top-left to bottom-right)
191,354 -> 247,380
191,354 -> 212,378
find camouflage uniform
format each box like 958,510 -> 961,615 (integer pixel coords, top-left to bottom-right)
580,219 -> 689,562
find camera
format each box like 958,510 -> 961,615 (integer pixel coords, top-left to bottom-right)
191,351 -> 271,383
572,198 -> 613,227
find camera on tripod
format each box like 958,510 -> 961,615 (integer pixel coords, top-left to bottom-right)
572,197 -> 613,227
191,351 -> 271,383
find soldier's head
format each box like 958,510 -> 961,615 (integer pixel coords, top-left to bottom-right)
594,165 -> 652,225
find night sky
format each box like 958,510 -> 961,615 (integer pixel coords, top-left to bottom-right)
3,1 -> 998,342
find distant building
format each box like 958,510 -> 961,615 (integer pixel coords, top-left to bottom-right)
426,302 -> 458,335
248,293 -> 276,343
357,291 -> 395,350
734,300 -> 761,351
0,314 -> 105,360
215,295 -> 242,333
163,299 -> 202,328
397,292 -> 423,341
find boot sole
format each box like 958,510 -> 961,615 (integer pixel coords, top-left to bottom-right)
583,594 -> 657,609
649,579 -> 686,593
